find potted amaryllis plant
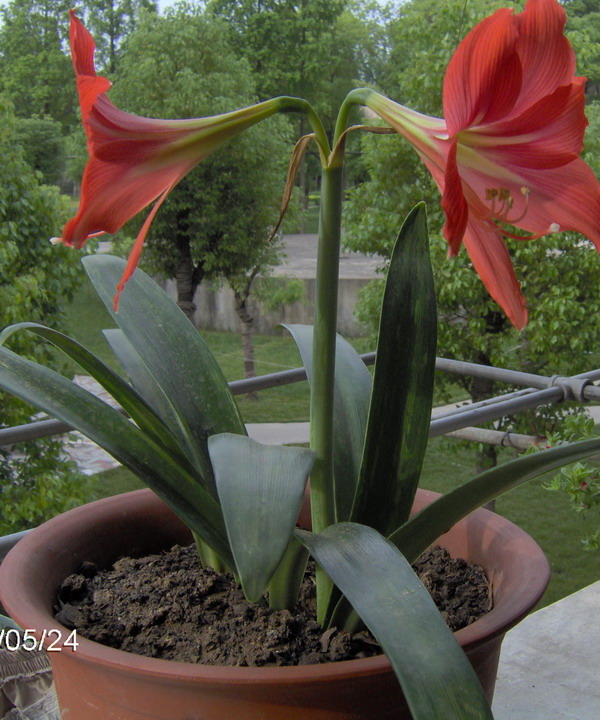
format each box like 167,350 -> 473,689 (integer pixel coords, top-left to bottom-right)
2,1 -> 600,718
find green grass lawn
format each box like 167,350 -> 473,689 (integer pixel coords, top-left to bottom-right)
64,275 -> 599,608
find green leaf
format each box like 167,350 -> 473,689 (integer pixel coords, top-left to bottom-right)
0,322 -> 193,473
267,536 -> 309,611
296,523 -> 493,720
283,324 -> 371,521
82,254 -> 246,492
352,203 -> 436,535
209,433 -> 314,602
102,328 -> 190,455
0,345 -> 233,567
391,438 -> 600,564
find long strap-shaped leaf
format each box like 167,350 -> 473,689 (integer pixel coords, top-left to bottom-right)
297,523 -> 493,720
0,346 -> 233,567
283,324 -> 372,522
329,435 -> 600,634
0,322 -> 194,474
103,328 -> 192,457
351,203 -> 436,535
390,437 -> 600,564
209,433 -> 314,602
83,255 -> 246,492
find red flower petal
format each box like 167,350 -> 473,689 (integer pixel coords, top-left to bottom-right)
364,0 -> 600,329
443,8 -> 521,135
69,9 -> 98,77
462,219 -> 528,329
451,150 -> 600,251
511,160 -> 600,250
471,80 -> 587,169
76,76 -> 112,120
113,185 -> 175,310
441,140 -> 469,254
513,0 -> 576,112
61,155 -> 193,248
62,12 -> 280,260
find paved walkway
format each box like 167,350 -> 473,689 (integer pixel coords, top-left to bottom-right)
272,234 -> 384,279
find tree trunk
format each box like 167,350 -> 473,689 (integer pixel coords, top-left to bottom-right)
175,238 -> 197,321
234,289 -> 258,400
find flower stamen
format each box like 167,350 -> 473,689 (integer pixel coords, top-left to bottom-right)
485,186 -> 560,241
505,187 -> 530,225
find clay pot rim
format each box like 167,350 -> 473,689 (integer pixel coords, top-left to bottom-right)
0,488 -> 549,684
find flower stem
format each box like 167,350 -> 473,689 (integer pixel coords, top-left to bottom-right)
333,88 -> 373,146
311,162 -> 344,622
277,96 -> 330,161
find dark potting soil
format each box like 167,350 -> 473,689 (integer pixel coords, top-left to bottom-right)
54,544 -> 491,667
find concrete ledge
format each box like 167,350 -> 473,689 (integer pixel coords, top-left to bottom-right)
162,276 -> 370,337
492,580 -> 600,719
160,233 -> 382,337
246,423 -> 309,445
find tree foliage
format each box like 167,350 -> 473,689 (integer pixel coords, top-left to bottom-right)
0,0 -> 77,129
110,5 -> 293,297
561,0 -> 600,96
78,0 -> 158,74
0,97 -> 86,531
14,116 -> 66,185
208,0 -> 347,108
208,0 -> 388,192
0,98 -> 81,347
106,4 -> 297,384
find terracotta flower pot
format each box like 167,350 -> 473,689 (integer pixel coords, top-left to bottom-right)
0,488 -> 549,719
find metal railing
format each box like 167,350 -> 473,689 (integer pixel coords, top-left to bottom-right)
1,355 -> 599,449
1,355 -> 599,560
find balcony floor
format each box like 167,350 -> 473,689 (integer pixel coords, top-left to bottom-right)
493,580 -> 600,719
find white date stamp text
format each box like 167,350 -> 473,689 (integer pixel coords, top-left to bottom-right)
0,628 -> 79,652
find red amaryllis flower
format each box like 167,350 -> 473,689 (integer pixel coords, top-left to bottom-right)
57,11 -> 283,307
364,0 -> 600,328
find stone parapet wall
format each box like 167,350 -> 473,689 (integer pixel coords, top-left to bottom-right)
161,277 -> 369,337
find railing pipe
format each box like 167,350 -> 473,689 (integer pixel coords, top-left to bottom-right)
0,418 -> 74,447
1,357 -> 598,559
1,356 -> 598,449
429,386 -> 564,438
432,388 -> 539,420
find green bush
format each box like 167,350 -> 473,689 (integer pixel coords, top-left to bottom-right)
0,96 -> 86,532
0,439 -> 86,534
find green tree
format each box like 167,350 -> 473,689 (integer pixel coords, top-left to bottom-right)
344,0 -> 600,470
109,5 -> 295,377
208,0 -> 382,206
14,116 -> 66,186
208,0 -> 346,105
561,0 -> 600,97
79,0 -> 158,74
0,97 -> 86,532
0,0 -> 76,129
